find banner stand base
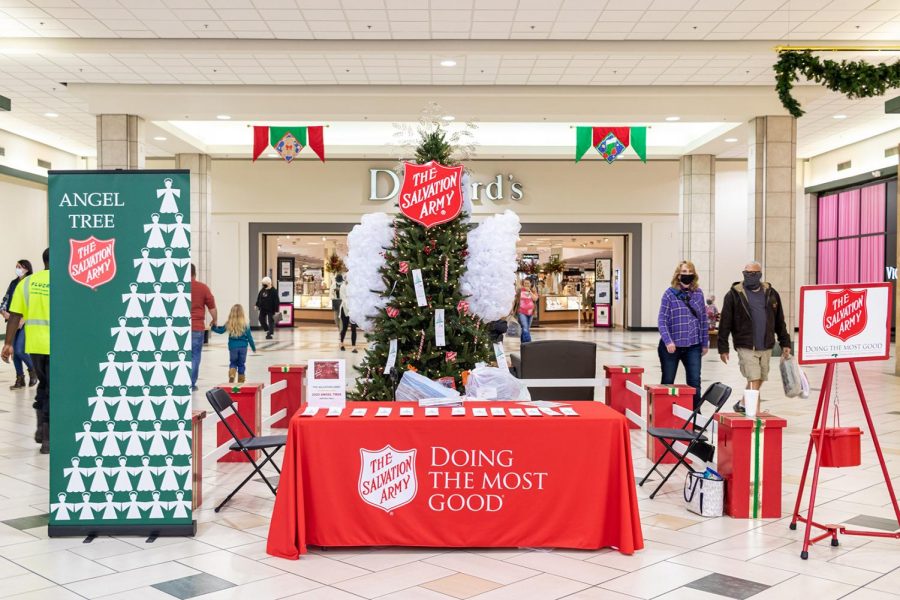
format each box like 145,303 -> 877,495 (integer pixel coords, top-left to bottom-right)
48,521 -> 196,538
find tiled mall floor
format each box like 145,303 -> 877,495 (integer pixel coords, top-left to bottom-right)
1,325 -> 900,600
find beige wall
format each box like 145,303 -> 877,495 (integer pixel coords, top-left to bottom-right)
804,127 -> 899,188
0,129 -> 85,176
0,176 -> 49,275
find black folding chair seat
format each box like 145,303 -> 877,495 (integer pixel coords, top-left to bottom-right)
207,388 -> 287,512
639,382 -> 732,499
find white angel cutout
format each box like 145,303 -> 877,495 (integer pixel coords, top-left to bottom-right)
130,456 -> 156,491
119,421 -> 144,456
122,283 -> 145,318
132,318 -> 157,352
113,387 -> 135,422
170,421 -> 192,455
168,282 -> 191,318
168,213 -> 190,248
155,248 -> 188,284
111,317 -> 134,352
123,352 -> 149,387
63,457 -> 89,493
158,455 -> 190,491
155,386 -> 189,421
144,490 -> 167,519
157,317 -> 189,352
145,282 -> 169,319
121,491 -> 143,519
109,456 -> 133,492
168,490 -> 191,519
51,492 -> 76,521
88,387 -> 114,422
143,420 -> 169,455
99,422 -> 122,457
99,352 -> 123,388
144,213 -> 167,248
89,456 -> 111,492
157,177 -> 181,213
167,351 -> 192,387
146,353 -> 169,387
75,492 -> 96,520
133,386 -> 158,421
93,491 -> 120,520
134,248 -> 156,283
76,421 -> 99,457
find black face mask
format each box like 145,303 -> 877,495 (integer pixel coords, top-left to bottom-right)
679,274 -> 695,285
743,271 -> 762,290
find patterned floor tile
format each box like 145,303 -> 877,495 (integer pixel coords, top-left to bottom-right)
151,573 -> 235,599
684,573 -> 770,599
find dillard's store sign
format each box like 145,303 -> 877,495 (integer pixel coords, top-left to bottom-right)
370,169 -> 524,203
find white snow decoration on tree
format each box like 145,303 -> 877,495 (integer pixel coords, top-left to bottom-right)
460,210 -> 521,322
346,212 -> 394,331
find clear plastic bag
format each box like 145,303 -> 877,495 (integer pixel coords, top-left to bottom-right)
465,366 -> 531,401
395,370 -> 460,402
780,355 -> 803,398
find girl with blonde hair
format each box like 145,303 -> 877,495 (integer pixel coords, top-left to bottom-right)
211,304 -> 256,383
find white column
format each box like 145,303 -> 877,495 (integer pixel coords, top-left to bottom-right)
679,154 -> 715,293
174,153 -> 212,284
96,114 -> 145,169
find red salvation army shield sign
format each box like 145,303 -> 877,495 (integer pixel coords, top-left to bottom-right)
69,237 -> 116,290
823,288 -> 868,342
398,161 -> 463,228
358,445 -> 418,512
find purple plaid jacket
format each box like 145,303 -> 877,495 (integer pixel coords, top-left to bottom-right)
658,286 -> 709,348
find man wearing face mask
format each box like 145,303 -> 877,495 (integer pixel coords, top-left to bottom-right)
717,261 -> 792,413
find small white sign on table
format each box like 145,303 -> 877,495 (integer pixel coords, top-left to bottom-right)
306,359 -> 347,408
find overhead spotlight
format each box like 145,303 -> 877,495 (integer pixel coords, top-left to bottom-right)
442,115 -> 455,121
665,116 -> 680,121
724,138 -> 738,143
217,114 -> 231,120
153,136 -> 167,141
44,112 -> 58,118
440,60 -> 457,67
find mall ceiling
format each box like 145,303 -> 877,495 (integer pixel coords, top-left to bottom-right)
1,0 -> 899,160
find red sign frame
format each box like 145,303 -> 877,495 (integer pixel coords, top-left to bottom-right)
398,161 -> 463,228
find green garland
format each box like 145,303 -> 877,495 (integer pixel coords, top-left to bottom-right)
774,50 -> 900,118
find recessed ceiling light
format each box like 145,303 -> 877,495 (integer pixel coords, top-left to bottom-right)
442,115 -> 455,121
833,114 -> 847,119
440,60 -> 457,67
665,116 -> 680,121
217,114 -> 231,120
153,136 -> 167,141
44,112 -> 58,118
724,137 -> 738,143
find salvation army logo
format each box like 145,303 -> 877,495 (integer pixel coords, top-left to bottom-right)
358,445 -> 417,512
398,161 -> 463,228
69,237 -> 116,290
823,289 -> 868,342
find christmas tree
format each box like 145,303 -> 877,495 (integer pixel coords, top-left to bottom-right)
351,128 -> 492,400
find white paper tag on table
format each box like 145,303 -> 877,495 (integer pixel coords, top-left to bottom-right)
560,407 -> 579,416
350,408 -> 367,417
425,407 -> 440,416
490,407 -> 506,416
540,407 -> 562,416
412,268 -> 427,307
376,407 -> 392,417
384,338 -> 398,375
508,408 -> 526,416
472,407 -> 489,417
399,406 -> 415,416
525,407 -> 542,416
326,407 -> 343,417
435,309 -> 445,347
451,407 -> 466,416
300,406 -> 320,417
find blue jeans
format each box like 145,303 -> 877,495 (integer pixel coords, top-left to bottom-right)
658,340 -> 703,410
191,330 -> 204,388
12,328 -> 33,375
229,347 -> 248,375
518,313 -> 533,343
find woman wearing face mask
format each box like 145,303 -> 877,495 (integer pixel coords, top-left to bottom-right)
657,261 -> 709,410
0,260 -> 36,390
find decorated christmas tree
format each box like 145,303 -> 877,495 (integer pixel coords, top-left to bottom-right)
347,128 -> 495,399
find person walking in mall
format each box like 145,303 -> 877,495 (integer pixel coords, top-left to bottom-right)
657,260 -> 709,410
190,263 -> 218,392
718,260 -> 792,413
1,249 -> 50,453
211,304 -> 256,383
336,275 -> 357,353
329,273 -> 345,330
255,276 -> 278,340
1,259 -> 36,390
515,278 -> 539,343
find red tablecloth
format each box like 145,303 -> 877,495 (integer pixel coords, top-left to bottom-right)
266,401 -> 644,559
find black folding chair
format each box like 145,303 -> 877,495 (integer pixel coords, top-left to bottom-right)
639,382 -> 732,500
206,388 -> 287,512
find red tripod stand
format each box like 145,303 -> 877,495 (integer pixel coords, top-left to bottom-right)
790,361 -> 900,559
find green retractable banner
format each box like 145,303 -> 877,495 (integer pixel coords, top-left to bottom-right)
48,170 -> 195,537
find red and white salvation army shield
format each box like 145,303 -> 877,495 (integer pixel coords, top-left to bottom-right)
69,237 -> 116,290
398,161 -> 463,228
823,289 -> 868,342
358,445 -> 417,512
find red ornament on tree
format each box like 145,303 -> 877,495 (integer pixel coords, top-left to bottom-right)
399,261 -> 409,274
457,299 -> 469,314
424,245 -> 432,255
445,351 -> 457,362
386,306 -> 399,318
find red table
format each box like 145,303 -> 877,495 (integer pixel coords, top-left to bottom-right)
217,383 -> 262,463
267,401 -> 644,559
603,365 -> 644,429
716,412 -> 787,519
268,364 -> 307,428
645,384 -> 695,464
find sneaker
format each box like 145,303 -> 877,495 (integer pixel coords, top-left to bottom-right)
352,348 -> 358,353
340,345 -> 346,351
733,401 -> 745,414
191,385 -> 199,392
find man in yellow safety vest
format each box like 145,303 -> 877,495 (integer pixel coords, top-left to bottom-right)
2,248 -> 50,453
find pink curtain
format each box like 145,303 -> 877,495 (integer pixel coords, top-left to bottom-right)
860,235 -> 885,283
837,189 -> 860,237
837,238 -> 859,283
818,194 -> 838,239
818,240 -> 837,284
859,182 -> 886,234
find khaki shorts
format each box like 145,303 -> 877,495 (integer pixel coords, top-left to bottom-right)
736,348 -> 771,382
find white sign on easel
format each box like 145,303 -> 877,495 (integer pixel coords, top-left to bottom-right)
306,359 -> 347,408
